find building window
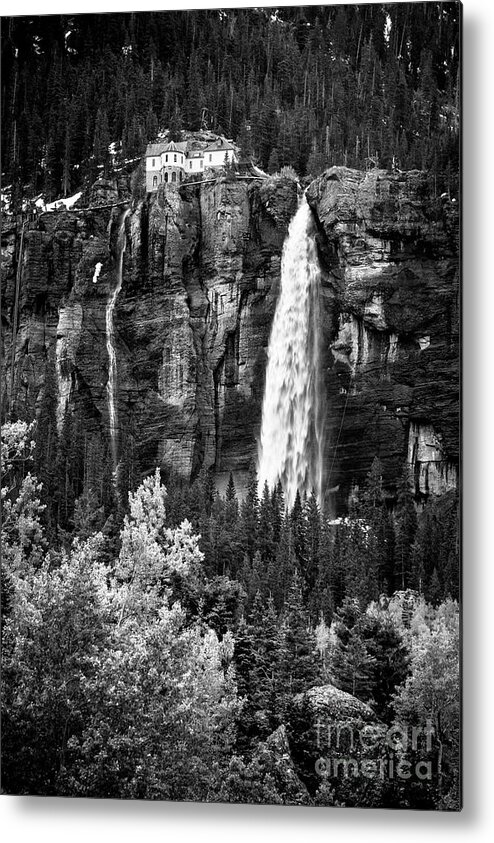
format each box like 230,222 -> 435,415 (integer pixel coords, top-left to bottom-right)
153,175 -> 158,188
209,154 -> 212,162
165,172 -> 169,183
172,171 -> 177,183
174,154 -> 177,162
180,171 -> 183,182
200,160 -> 203,168
152,158 -> 155,167
189,161 -> 192,169
165,154 -> 168,163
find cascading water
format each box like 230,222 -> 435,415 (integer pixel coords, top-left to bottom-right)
258,196 -> 325,509
106,208 -> 130,475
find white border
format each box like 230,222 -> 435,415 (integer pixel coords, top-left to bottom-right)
1,0 -> 493,839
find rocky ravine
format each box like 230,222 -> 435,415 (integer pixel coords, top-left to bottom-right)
1,166 -> 459,511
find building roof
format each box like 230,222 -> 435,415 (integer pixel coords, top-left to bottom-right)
146,139 -> 188,157
165,140 -> 188,153
146,142 -> 167,157
146,135 -> 233,160
204,136 -> 235,152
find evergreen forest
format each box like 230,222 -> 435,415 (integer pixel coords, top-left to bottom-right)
2,4 -> 460,206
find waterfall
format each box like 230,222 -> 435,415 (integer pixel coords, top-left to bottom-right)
258,197 -> 325,509
106,208 -> 130,473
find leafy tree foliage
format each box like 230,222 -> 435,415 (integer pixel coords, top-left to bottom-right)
392,600 -> 460,809
1,445 -> 238,799
0,422 -> 460,807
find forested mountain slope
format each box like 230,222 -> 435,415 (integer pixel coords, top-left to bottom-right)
2,4 -> 460,205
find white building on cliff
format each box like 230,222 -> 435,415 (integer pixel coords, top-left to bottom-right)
145,135 -> 237,192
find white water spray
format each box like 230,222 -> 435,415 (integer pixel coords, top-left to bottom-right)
106,208 -> 130,473
258,197 -> 325,508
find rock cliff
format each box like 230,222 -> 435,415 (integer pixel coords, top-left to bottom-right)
1,165 -> 459,511
1,173 -> 298,499
306,166 -> 459,509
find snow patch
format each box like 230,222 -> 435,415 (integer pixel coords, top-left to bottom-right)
45,191 -> 82,211
92,262 -> 103,284
418,335 -> 430,351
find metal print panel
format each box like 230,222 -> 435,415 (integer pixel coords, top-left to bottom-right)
0,3 -> 461,809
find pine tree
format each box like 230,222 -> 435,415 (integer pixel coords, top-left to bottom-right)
271,480 -> 285,545
328,524 -> 346,609
247,551 -> 265,605
359,609 -> 410,718
267,147 -> 280,174
168,106 -> 183,142
279,571 -> 320,701
258,480 -> 275,564
225,471 -> 237,511
238,120 -> 253,162
93,107 -> 111,175
395,468 -> 418,591
269,511 -> 297,612
352,457 -> 390,600
304,491 -> 321,592
330,599 -> 376,702
249,593 -> 284,734
145,107 -> 159,141
290,490 -> 307,567
427,567 -> 443,606
310,517 -> 335,624
238,461 -> 259,561
222,472 -> 241,575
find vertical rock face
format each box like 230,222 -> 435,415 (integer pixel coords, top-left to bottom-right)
407,422 -> 458,498
119,174 -> 297,491
2,166 -> 458,511
306,166 -> 459,509
1,174 -> 298,497
55,302 -> 83,432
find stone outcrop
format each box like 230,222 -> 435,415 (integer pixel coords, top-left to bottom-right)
1,165 -> 459,511
288,683 -> 383,800
295,683 -> 378,724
